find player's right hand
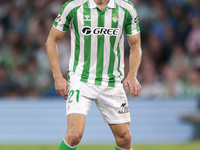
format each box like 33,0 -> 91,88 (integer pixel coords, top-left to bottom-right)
124,75 -> 142,98
54,77 -> 68,100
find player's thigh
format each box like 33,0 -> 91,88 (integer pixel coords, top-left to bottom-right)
109,122 -> 130,138
96,84 -> 131,124
67,79 -> 96,116
66,113 -> 86,135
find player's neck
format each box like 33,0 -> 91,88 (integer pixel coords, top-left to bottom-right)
94,0 -> 109,11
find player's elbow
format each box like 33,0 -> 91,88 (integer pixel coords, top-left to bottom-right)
136,47 -> 142,63
138,47 -> 142,57
45,38 -> 51,48
130,46 -> 142,57
45,37 -> 55,50
45,38 -> 49,49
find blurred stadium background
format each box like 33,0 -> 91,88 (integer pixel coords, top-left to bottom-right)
0,0 -> 200,149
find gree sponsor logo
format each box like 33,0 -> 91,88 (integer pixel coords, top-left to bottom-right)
82,26 -> 120,36
82,27 -> 92,35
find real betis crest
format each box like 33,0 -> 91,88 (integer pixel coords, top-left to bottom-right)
112,14 -> 118,23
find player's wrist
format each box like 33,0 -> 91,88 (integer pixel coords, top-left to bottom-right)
53,75 -> 64,81
127,71 -> 137,78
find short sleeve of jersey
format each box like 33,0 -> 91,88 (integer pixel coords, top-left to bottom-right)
125,5 -> 140,36
53,2 -> 73,32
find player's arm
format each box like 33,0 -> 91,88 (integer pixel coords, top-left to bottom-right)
124,33 -> 142,97
45,26 -> 68,100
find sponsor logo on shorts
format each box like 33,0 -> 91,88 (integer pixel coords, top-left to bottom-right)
118,102 -> 129,114
81,26 -> 120,36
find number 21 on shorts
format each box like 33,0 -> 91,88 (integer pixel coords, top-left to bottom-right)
68,90 -> 80,103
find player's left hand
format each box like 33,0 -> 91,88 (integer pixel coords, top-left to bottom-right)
124,75 -> 141,97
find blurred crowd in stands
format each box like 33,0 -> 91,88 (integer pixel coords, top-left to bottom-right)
0,0 -> 200,99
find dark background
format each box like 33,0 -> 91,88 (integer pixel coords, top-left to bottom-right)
0,0 -> 199,99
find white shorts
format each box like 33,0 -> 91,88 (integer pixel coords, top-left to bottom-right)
66,78 -> 131,124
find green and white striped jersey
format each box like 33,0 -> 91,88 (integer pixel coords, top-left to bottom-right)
53,0 -> 140,87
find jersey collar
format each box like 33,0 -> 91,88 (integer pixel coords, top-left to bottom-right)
88,0 -> 115,9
